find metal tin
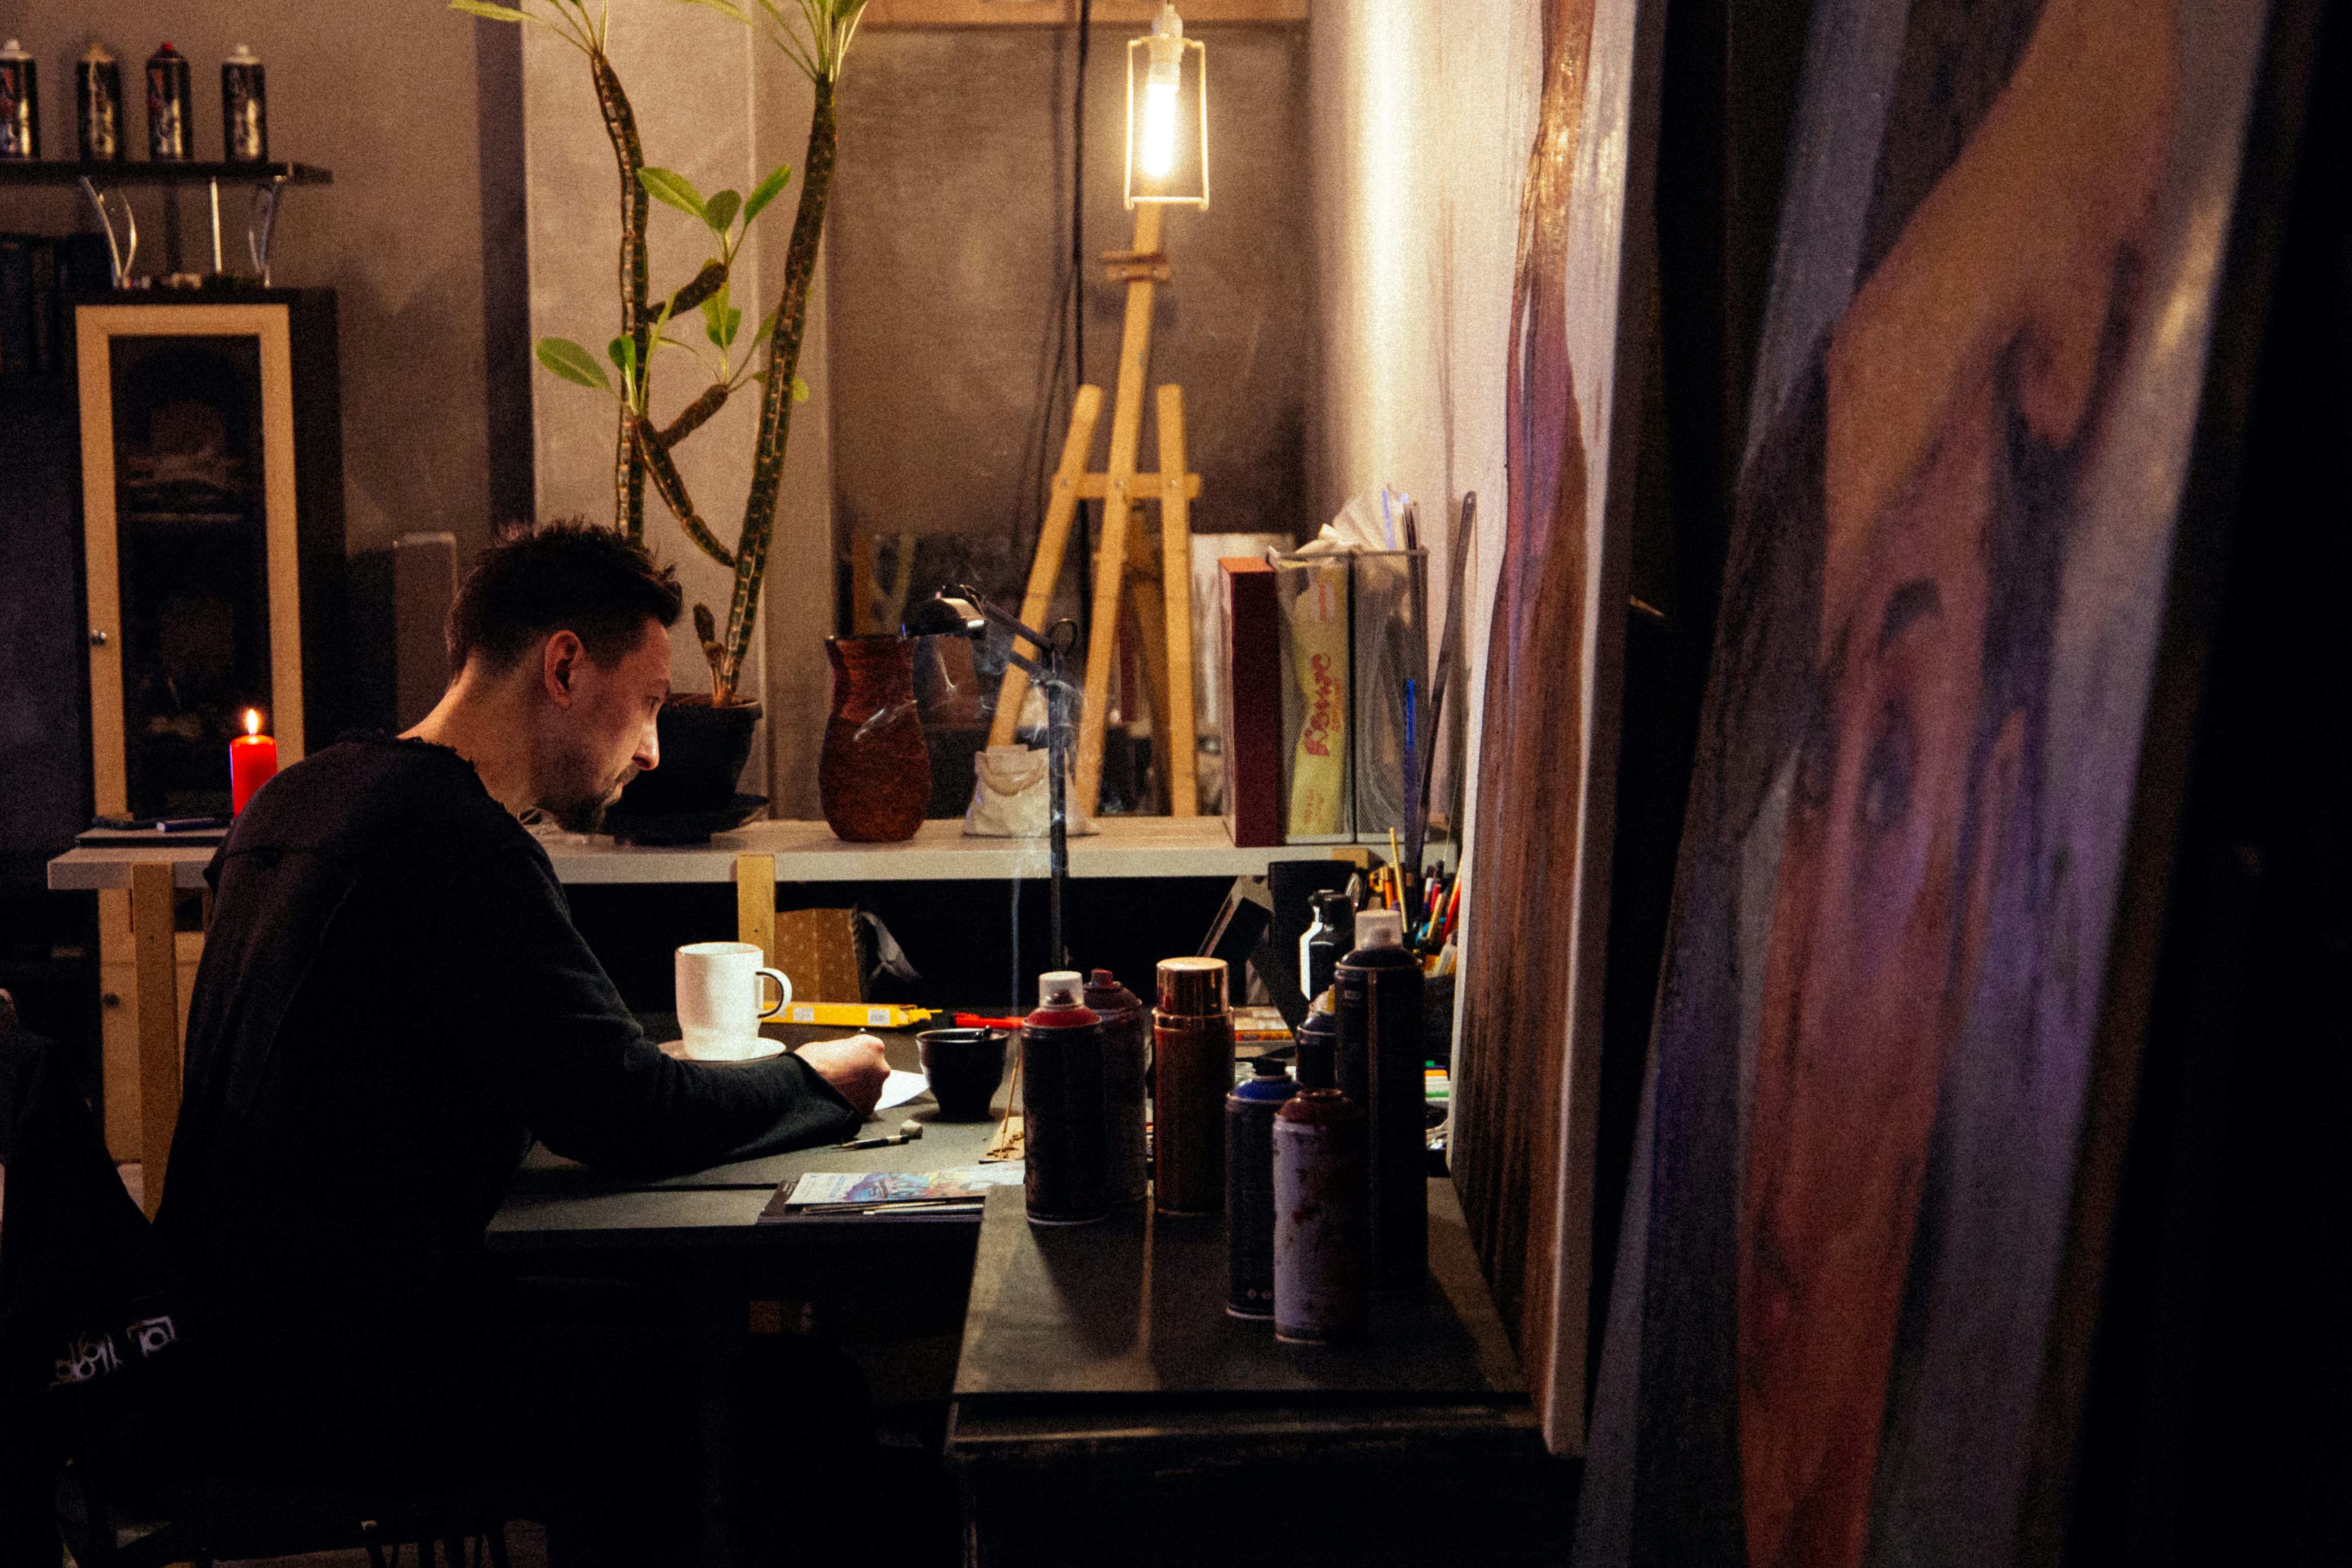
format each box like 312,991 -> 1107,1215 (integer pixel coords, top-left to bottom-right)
1226,1056 -> 1299,1318
0,42 -> 36,160
1272,1080 -> 1367,1344
1335,909 -> 1427,1291
221,45 -> 266,163
145,43 -> 192,161
78,45 -> 123,162
1021,971 -> 1112,1225
1084,968 -> 1149,1206
1151,956 -> 1232,1217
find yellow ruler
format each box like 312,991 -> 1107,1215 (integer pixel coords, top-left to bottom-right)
775,1001 -> 938,1030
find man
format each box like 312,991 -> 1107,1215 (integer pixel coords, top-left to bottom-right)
156,523 -> 890,1558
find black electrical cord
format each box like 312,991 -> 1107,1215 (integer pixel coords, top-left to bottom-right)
1071,0 -> 1094,657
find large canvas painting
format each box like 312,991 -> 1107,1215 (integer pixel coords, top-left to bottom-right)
1573,0 -> 2278,1562
1455,0 -> 1660,1453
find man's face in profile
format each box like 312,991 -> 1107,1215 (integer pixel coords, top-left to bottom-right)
541,617 -> 670,833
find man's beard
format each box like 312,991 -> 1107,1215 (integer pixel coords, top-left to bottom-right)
545,765 -> 638,834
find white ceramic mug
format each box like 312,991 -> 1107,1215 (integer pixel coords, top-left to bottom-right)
675,941 -> 791,1060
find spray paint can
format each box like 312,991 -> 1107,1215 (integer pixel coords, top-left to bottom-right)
146,44 -> 192,161
77,44 -> 123,163
1298,890 -> 1354,1008
1272,1008 -> 1367,1343
1083,969 -> 1149,1207
221,45 -> 267,163
1226,1053 -> 1299,1318
1021,970 -> 1111,1225
1152,956 -> 1232,1217
0,42 -> 36,160
1335,907 -> 1427,1291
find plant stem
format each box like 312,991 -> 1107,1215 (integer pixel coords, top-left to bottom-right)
628,414 -> 737,568
715,74 -> 835,703
590,48 -> 651,540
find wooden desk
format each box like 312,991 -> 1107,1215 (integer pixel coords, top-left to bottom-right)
946,1179 -> 1571,1567
48,818 -> 1388,1185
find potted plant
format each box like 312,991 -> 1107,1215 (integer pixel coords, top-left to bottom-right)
453,0 -> 869,813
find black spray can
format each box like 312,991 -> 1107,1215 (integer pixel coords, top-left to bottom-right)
1226,1053 -> 1299,1318
1083,968 -> 1149,1206
1021,970 -> 1111,1225
146,43 -> 192,161
221,45 -> 266,163
0,41 -> 36,160
1272,1014 -> 1367,1343
1299,889 -> 1353,1008
1335,907 -> 1427,1291
78,44 -> 123,162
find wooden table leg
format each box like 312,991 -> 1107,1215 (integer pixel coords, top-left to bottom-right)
129,861 -> 180,1219
735,854 -> 776,967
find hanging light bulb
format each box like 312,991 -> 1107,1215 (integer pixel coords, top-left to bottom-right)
1124,1 -> 1208,210
1140,4 -> 1183,179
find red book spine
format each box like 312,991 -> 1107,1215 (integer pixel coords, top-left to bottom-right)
1221,557 -> 1282,848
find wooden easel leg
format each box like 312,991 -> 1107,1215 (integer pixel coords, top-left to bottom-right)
989,385 -> 1106,749
1077,204 -> 1165,815
130,861 -> 179,1219
1155,385 -> 1198,816
1123,511 -> 1175,814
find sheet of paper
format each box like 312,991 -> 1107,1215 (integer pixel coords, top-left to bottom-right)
786,1165 -> 1025,1206
875,1069 -> 931,1111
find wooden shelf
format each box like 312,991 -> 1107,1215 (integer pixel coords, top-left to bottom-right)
0,160 -> 330,187
863,0 -> 1303,25
49,816 -> 1417,892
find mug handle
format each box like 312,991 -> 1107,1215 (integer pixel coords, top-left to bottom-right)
755,967 -> 793,1020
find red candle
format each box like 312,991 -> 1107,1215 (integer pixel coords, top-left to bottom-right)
230,707 -> 278,814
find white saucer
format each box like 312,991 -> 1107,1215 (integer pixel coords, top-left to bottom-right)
656,1036 -> 787,1064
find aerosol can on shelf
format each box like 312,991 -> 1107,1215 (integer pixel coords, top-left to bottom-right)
1084,968 -> 1149,1206
1273,1005 -> 1367,1344
1226,1050 -> 1300,1318
1335,907 -> 1426,1290
1021,971 -> 1111,1225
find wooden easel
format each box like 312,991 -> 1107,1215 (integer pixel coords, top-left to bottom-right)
989,202 -> 1203,817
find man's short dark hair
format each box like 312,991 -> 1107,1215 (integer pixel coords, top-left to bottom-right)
447,520 -> 683,674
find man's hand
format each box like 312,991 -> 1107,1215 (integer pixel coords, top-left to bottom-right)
795,1033 -> 890,1120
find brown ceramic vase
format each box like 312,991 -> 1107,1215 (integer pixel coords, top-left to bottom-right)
819,634 -> 930,842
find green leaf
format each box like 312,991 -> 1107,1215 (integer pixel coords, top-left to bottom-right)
722,306 -> 743,348
637,166 -> 707,222
742,163 -> 793,224
449,0 -> 541,22
535,336 -> 611,391
606,334 -> 638,377
792,376 -> 810,403
703,189 -> 742,235
699,293 -> 727,348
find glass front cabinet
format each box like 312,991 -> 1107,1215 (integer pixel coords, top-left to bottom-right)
75,294 -> 345,1157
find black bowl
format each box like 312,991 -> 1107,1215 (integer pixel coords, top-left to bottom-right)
917,1028 -> 1009,1121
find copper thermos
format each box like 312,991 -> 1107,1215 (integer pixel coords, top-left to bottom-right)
1152,956 -> 1232,1216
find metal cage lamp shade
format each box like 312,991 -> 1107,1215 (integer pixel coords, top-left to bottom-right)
1124,3 -> 1208,211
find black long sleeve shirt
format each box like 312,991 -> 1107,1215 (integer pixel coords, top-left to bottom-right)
155,737 -> 855,1422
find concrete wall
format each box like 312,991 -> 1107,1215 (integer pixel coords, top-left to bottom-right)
827,22 -> 1315,550
0,4 -> 499,563
1306,0 -> 1545,824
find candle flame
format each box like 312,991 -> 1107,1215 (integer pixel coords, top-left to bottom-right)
243,708 -> 262,737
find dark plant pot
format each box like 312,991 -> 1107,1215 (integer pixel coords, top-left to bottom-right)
616,696 -> 763,816
819,634 -> 929,842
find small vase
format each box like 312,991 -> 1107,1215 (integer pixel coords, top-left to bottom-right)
819,635 -> 930,842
